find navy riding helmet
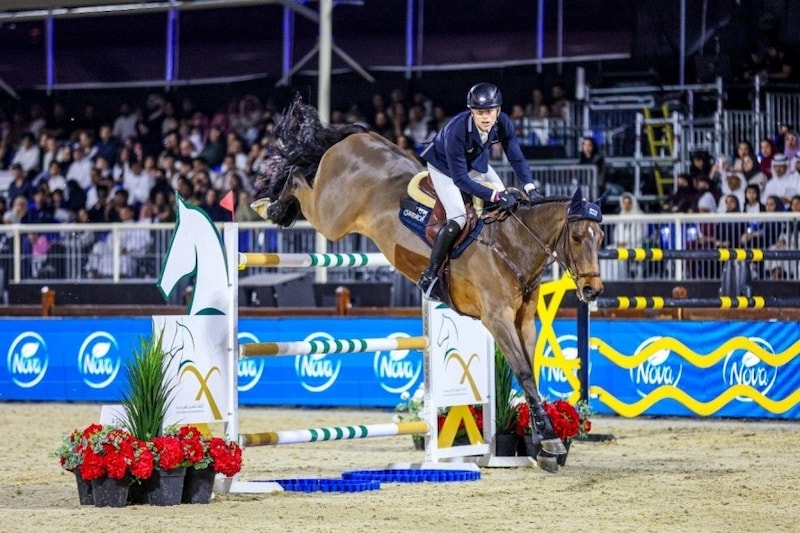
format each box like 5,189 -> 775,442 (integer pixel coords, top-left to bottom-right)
467,83 -> 502,109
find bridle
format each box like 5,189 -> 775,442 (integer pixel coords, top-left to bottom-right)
480,205 -> 601,298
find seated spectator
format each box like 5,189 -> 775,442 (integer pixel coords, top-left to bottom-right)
717,172 -> 745,212
758,138 -> 777,180
611,192 -> 646,279
739,153 -> 765,192
784,130 -> 799,160
762,154 -> 799,206
85,205 -> 151,278
10,132 -> 41,179
5,163 -> 33,205
732,140 -> 755,172
578,136 -> 606,191
662,173 -> 698,213
3,195 -> 29,224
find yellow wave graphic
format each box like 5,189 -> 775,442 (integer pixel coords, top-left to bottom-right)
592,385 -> 800,417
592,337 -> 800,368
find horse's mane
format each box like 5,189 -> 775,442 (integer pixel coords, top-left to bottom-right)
252,95 -> 364,203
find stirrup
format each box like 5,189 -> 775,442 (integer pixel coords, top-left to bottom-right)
417,274 -> 443,302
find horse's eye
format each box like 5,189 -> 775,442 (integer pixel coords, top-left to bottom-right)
571,234 -> 582,243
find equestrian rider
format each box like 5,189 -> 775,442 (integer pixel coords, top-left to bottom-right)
417,82 -> 538,301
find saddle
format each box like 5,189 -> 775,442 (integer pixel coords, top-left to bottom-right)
399,172 -> 512,308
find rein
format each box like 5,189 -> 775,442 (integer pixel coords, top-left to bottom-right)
479,205 -> 598,295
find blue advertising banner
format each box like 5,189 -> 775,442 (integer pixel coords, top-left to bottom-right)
535,319 -> 800,420
2,316 -> 799,419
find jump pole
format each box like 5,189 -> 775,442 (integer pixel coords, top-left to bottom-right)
219,223 -> 510,493
242,421 -> 429,446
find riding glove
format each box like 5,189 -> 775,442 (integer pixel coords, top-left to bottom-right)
492,190 -> 517,210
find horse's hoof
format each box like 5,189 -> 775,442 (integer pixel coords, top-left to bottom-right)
541,438 -> 567,455
536,453 -> 559,473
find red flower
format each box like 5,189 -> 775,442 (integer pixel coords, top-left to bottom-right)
150,435 -> 184,471
543,400 -> 581,441
208,437 -> 242,477
514,403 -> 531,437
129,440 -> 155,480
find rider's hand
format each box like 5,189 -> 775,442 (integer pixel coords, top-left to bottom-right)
492,190 -> 517,210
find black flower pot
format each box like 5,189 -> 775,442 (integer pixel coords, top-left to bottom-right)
181,467 -> 216,504
91,475 -> 129,508
144,467 -> 186,506
73,471 -> 93,505
412,435 -> 425,451
494,433 -> 519,457
518,434 -> 541,457
557,439 -> 572,466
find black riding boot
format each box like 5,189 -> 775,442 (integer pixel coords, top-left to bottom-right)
417,219 -> 461,302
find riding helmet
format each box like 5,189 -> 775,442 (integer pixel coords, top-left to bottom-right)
467,83 -> 502,109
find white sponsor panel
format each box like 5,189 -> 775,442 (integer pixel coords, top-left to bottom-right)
154,315 -> 231,425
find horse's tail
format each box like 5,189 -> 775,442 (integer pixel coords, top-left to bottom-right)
255,94 -> 363,205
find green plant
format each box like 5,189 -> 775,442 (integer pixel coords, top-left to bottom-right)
120,328 -> 177,441
494,346 -> 519,434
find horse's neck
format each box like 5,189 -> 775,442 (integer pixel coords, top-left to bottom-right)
525,202 -> 567,247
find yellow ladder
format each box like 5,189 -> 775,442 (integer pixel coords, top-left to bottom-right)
643,104 -> 675,197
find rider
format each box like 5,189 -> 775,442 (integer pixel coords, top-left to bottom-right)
417,82 -> 538,301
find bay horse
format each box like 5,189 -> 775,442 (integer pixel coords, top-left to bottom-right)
253,97 -> 605,472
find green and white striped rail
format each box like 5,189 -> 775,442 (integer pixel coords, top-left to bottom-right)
238,252 -> 392,269
242,421 -> 430,446
239,336 -> 429,357
598,248 -> 800,262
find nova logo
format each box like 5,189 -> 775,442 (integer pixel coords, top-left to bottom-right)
630,336 -> 683,397
238,332 -> 265,392
722,337 -> 777,402
295,332 -> 341,393
78,331 -> 121,389
374,332 -> 422,394
7,331 -> 48,388
539,334 -> 579,399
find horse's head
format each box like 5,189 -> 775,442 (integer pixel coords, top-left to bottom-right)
563,188 -> 606,302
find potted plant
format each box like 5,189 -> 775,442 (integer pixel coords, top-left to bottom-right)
118,327 -> 180,504
55,428 -> 93,505
182,427 -> 243,504
60,423 -> 155,507
119,328 -> 177,441
493,346 -> 520,456
394,384 -> 426,449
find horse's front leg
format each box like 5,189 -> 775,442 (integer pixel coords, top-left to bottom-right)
482,301 -> 564,473
516,295 -> 566,471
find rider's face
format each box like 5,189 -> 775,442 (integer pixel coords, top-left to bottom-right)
470,107 -> 499,133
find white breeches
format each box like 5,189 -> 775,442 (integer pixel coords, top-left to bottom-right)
427,163 -> 504,229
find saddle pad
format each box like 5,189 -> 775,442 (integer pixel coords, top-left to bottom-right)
398,197 -> 483,259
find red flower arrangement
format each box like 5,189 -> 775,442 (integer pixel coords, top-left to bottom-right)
514,399 -> 592,441
63,424 -> 154,482
167,425 -> 243,478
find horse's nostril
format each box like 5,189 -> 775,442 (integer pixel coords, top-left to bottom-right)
582,286 -> 598,300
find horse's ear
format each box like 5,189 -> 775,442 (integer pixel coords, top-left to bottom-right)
568,188 -> 583,216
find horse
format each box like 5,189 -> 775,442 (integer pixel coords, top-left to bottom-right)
157,196 -> 229,316
254,97 -> 605,472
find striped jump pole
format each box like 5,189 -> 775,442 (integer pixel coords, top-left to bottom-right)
242,421 -> 429,447
238,252 -> 392,269
240,336 -> 429,358
595,296 -> 800,310
599,248 -> 800,262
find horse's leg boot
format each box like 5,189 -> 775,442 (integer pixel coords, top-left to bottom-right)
417,219 -> 461,302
